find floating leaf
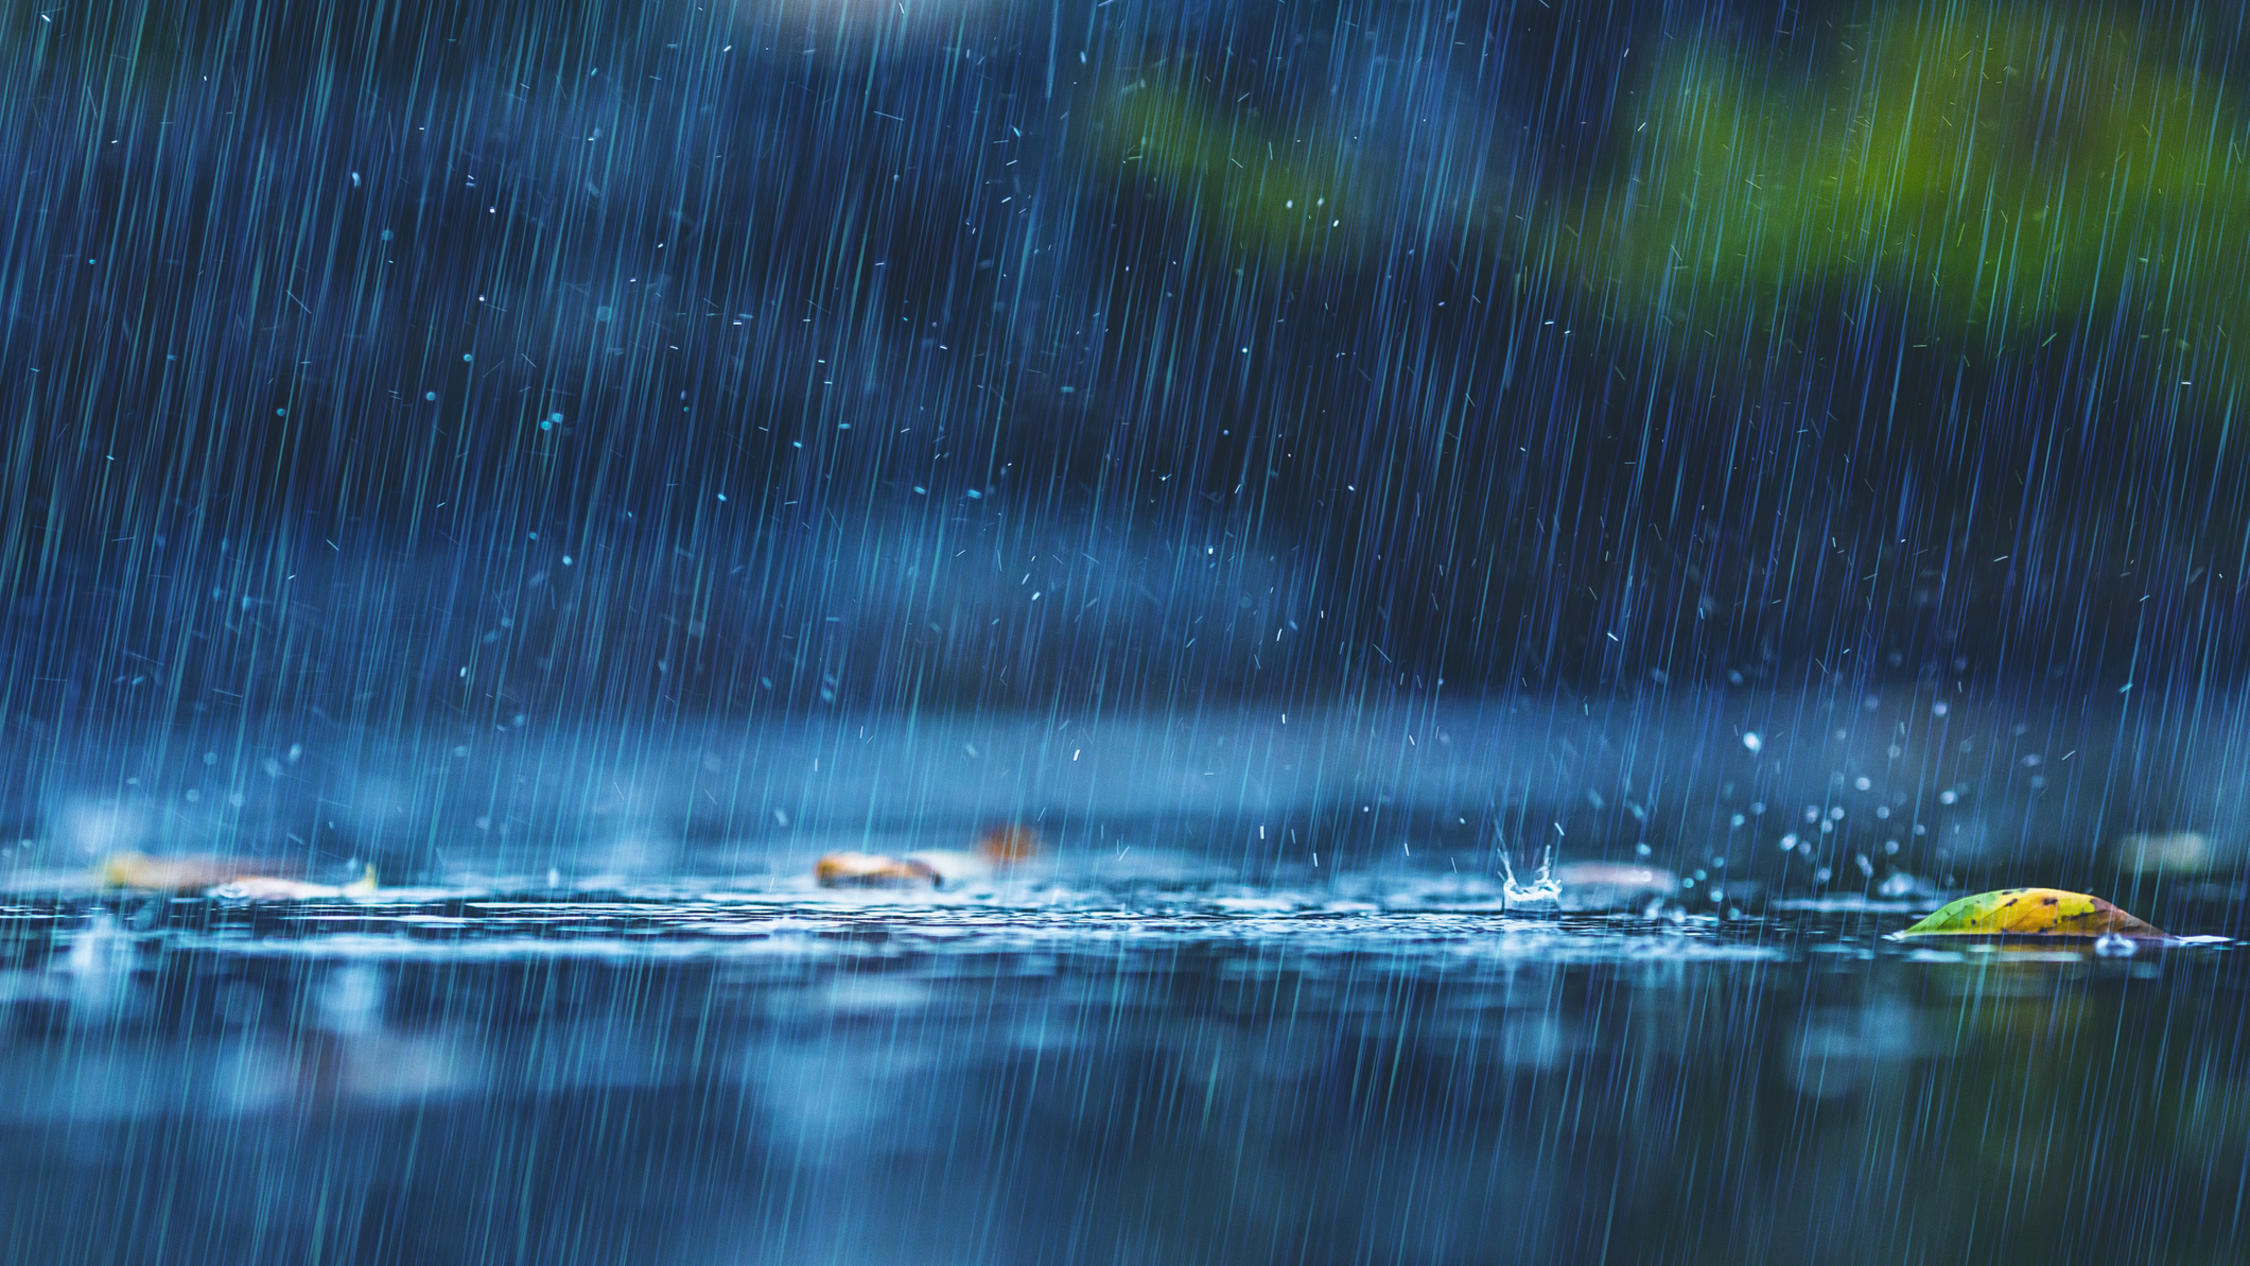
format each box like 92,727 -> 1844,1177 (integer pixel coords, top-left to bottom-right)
210,867 -> 380,902
1896,889 -> 2169,940
813,851 -> 938,889
100,852 -> 261,893
102,854 -> 378,899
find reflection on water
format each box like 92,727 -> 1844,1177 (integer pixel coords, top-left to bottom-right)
0,882 -> 2243,1264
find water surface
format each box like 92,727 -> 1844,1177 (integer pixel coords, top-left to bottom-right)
2,876 -> 2241,1265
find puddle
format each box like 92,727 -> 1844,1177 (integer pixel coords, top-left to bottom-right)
0,877 -> 2242,1263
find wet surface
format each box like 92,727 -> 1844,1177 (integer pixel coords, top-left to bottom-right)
2,877 -> 2243,1264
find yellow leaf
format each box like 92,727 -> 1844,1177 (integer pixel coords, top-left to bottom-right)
99,852 -> 250,892
1897,888 -> 2168,939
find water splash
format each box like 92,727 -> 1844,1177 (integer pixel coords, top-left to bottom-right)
1497,845 -> 1562,909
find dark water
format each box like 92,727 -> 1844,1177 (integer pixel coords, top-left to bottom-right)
3,879 -> 2243,1265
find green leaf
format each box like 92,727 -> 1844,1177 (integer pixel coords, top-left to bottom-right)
1897,888 -> 2168,939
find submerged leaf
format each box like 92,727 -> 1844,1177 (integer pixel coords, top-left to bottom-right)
1897,889 -> 2169,939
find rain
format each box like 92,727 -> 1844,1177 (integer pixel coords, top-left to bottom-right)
3,0 -> 2248,1260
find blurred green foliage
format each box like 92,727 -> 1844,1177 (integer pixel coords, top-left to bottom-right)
1117,3 -> 2249,412
1584,4 -> 2245,369
1106,84 -> 1361,259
